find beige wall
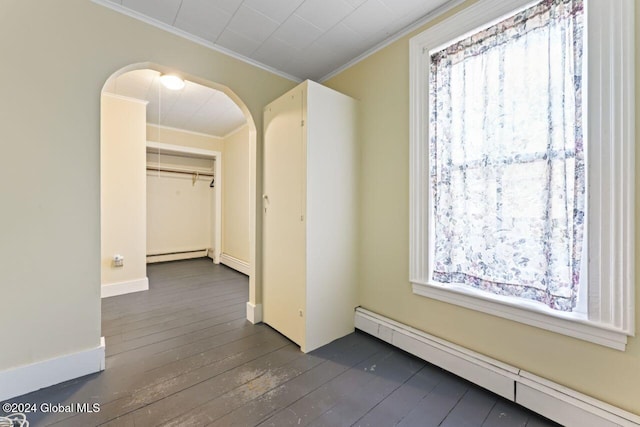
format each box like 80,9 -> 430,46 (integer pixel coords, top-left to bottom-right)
101,94 -> 147,287
0,0 -> 294,372
325,0 -> 640,415
222,125 -> 251,262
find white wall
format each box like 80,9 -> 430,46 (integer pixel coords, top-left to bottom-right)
146,153 -> 215,261
101,94 -> 147,287
146,125 -> 223,262
222,125 -> 251,263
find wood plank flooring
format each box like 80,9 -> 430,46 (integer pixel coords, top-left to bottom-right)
1,258 -> 559,426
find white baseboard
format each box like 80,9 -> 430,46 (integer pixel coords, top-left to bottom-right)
517,372 -> 640,427
355,308 -> 640,427
207,249 -> 220,264
147,249 -> 208,264
101,277 -> 149,298
0,337 -> 105,402
220,253 -> 250,276
355,308 -> 518,400
246,302 -> 263,324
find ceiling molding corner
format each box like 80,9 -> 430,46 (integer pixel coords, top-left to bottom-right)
91,0 -> 303,84
222,123 -> 250,140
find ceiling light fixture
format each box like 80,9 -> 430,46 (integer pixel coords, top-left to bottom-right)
160,74 -> 185,90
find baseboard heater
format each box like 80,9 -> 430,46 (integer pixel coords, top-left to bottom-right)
146,248 -> 208,263
355,308 -> 640,427
219,253 -> 250,276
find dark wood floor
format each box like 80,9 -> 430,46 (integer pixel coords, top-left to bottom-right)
2,258 -> 559,426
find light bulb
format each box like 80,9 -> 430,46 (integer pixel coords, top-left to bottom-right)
160,74 -> 185,90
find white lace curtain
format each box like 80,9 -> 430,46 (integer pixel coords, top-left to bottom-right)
429,0 -> 585,311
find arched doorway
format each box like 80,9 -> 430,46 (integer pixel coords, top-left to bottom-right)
99,63 -> 258,321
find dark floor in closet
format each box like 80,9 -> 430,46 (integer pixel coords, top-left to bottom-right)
1,258 -> 559,426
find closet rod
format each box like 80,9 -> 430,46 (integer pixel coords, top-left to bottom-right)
146,166 -> 214,177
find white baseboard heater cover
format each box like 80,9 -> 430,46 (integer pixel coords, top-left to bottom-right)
355,308 -> 640,427
146,248 -> 209,264
220,253 -> 250,276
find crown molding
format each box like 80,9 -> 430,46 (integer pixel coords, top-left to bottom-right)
319,0 -> 468,82
147,123 -> 224,140
222,123 -> 249,140
91,0 -> 303,84
94,0 -> 472,87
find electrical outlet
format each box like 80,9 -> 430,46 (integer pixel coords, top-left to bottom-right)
113,254 -> 124,267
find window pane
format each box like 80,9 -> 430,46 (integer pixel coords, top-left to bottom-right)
429,0 -> 585,312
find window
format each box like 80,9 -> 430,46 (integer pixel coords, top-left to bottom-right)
409,0 -> 634,350
430,0 -> 585,313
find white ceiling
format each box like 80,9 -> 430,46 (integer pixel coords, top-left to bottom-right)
104,69 -> 247,137
99,0 -> 455,81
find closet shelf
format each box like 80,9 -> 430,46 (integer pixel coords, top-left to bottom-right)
146,140 -> 218,159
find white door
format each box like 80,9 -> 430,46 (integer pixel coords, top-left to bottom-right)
262,88 -> 306,347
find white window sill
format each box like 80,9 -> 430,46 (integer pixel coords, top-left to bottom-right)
411,280 -> 629,351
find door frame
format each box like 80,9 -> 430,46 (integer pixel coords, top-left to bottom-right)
101,62 -> 259,323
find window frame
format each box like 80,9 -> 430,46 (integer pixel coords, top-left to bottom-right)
409,0 -> 635,350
